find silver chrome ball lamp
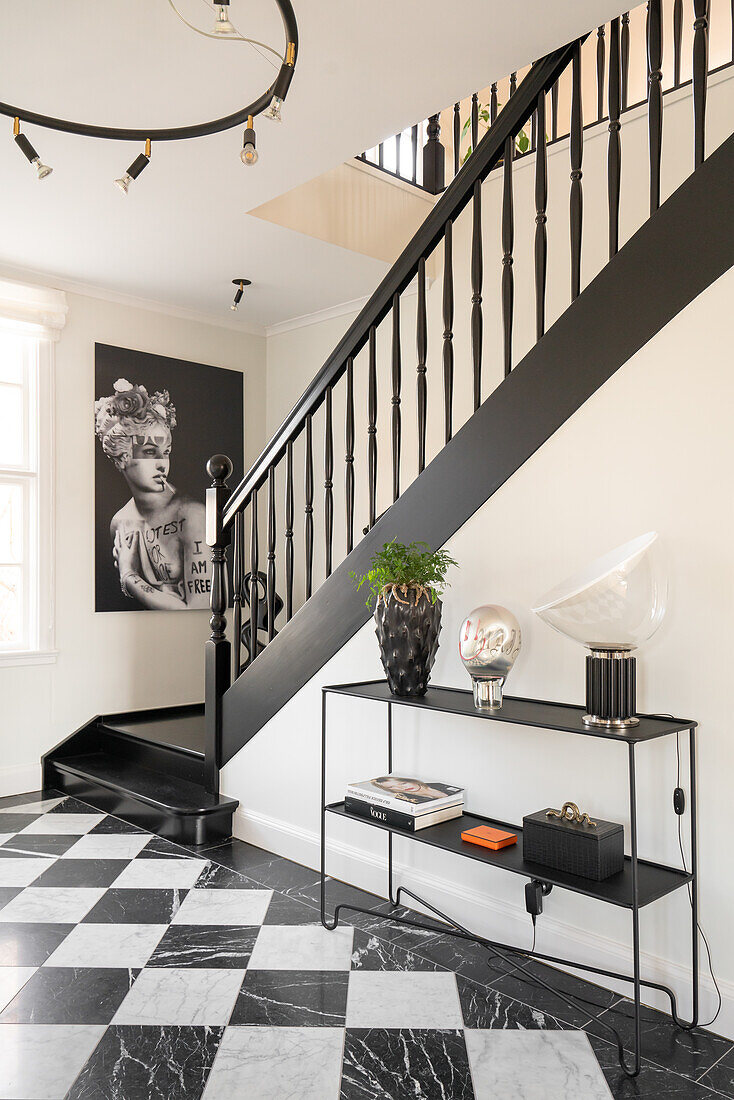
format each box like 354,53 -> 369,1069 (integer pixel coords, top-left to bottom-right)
532,532 -> 667,728
459,605 -> 522,709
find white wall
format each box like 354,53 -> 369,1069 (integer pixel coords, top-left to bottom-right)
0,290 -> 266,794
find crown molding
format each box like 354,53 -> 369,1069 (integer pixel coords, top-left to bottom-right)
265,276 -> 431,338
0,262 -> 267,337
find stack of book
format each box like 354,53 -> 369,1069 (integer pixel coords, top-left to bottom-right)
344,775 -> 465,832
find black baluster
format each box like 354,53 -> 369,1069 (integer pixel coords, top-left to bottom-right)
367,325 -> 377,528
345,358 -> 355,554
471,179 -> 483,411
693,0 -> 709,168
674,0 -> 683,86
471,92 -> 479,152
285,439 -> 294,622
551,80 -> 559,140
411,124 -> 418,184
570,39 -> 583,302
531,107 -> 537,153
416,256 -> 427,473
304,414 -> 313,600
502,133 -> 514,375
621,13 -> 631,110
490,82 -> 498,124
324,385 -> 333,577
453,102 -> 461,176
443,220 -> 454,441
378,141 -> 384,169
608,17 -> 622,258
391,293 -> 401,502
534,90 -> 548,341
267,467 -> 276,642
647,0 -> 663,214
597,26 -> 606,121
395,133 -> 401,178
423,114 -> 445,194
232,508 -> 244,678
510,71 -> 517,96
204,454 -> 232,793
249,489 -> 259,666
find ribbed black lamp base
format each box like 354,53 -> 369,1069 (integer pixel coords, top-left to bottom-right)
584,651 -> 638,728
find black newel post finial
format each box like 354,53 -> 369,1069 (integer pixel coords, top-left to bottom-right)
205,453 -> 233,793
423,114 -> 445,195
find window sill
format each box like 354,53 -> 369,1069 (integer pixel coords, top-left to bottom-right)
0,650 -> 58,669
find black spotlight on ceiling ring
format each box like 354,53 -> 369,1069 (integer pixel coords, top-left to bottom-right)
231,278 -> 251,311
1,0 -> 298,187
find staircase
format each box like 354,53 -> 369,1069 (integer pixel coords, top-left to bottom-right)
44,2 -> 734,843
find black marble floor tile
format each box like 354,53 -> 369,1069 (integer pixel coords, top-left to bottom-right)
137,836 -> 192,858
0,885 -> 21,910
192,837 -> 282,878
698,1044 -> 734,1096
47,797 -> 98,814
82,888 -> 188,924
585,997 -> 732,1082
0,788 -> 63,810
243,854 -> 324,899
317,879 -> 450,955
0,813 -> 47,833
65,1024 -> 224,1100
341,1028 -> 475,1099
0,966 -> 138,1023
32,859 -> 132,888
262,890 -> 325,926
350,928 -> 443,971
0,921 -> 73,964
415,931 -> 516,987
0,833 -> 83,857
457,974 -> 563,1030
231,968 -> 349,1027
493,957 -> 618,1029
192,862 -> 260,889
147,925 -> 259,968
88,816 -> 148,834
588,1034 -> 726,1098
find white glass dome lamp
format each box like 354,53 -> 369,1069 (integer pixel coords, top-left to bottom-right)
531,532 -> 667,728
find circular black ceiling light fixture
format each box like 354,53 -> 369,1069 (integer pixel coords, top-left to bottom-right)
231,278 -> 252,310
3,0 -> 298,191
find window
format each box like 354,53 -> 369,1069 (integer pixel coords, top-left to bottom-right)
0,279 -> 66,664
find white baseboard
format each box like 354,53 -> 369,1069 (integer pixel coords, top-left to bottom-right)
0,763 -> 42,799
232,804 -> 734,1041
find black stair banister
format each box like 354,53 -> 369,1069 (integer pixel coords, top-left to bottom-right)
204,454 -> 232,792
285,439 -> 294,622
569,39 -> 583,302
608,16 -> 622,259
622,12 -> 631,109
219,134 -> 734,761
648,0 -> 664,214
693,0 -> 709,167
534,89 -> 548,340
442,219 -> 454,440
501,132 -> 514,376
345,357 -> 355,554
416,256 -> 428,473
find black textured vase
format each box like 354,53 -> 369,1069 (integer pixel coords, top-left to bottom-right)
374,589 -> 442,697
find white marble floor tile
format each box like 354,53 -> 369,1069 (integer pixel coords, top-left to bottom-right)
60,833 -> 152,860
113,966 -> 245,1026
0,887 -> 107,924
0,859 -> 59,888
248,925 -> 354,972
43,923 -> 168,969
0,798 -> 66,815
346,970 -> 463,1028
0,1023 -> 105,1099
465,1029 -> 613,1100
203,1026 -> 344,1100
171,888 -> 272,926
0,967 -> 37,1012
19,814 -> 104,836
113,857 -> 207,889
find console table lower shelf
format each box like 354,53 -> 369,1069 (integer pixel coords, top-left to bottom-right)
319,680 -> 700,1079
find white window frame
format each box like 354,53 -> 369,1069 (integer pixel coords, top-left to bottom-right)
0,279 -> 66,667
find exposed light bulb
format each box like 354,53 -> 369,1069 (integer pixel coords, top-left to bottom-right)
13,123 -> 53,180
113,143 -> 151,195
264,96 -> 283,122
240,142 -> 258,166
32,156 -> 52,180
114,173 -> 132,195
230,301 -> 239,311
213,5 -> 236,34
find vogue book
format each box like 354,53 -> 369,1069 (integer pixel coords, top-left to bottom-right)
344,775 -> 464,816
344,796 -> 463,832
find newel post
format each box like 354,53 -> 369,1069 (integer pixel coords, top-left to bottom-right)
422,113 -> 445,194
204,454 -> 233,793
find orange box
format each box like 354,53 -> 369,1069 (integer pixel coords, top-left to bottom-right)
461,825 -> 517,850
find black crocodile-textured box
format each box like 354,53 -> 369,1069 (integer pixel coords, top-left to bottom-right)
522,808 -> 624,881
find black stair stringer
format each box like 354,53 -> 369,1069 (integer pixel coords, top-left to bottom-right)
221,133 -> 734,764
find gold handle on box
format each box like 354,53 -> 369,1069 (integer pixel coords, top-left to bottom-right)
546,802 -> 597,827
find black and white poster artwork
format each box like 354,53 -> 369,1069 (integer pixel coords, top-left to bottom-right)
94,343 -> 243,612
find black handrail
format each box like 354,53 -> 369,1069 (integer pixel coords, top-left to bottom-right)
222,41 -> 579,529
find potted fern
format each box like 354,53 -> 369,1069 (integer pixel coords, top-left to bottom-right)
351,540 -> 457,697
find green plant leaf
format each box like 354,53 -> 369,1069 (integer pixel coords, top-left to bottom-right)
350,538 -> 458,609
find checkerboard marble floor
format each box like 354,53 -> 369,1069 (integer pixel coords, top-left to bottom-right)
0,790 -> 731,1099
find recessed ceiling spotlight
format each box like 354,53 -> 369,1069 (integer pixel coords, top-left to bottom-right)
13,118 -> 52,179
231,278 -> 252,310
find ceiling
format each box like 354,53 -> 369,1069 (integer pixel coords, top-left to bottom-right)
0,0 -> 626,330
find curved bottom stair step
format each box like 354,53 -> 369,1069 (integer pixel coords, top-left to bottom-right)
46,752 -> 238,848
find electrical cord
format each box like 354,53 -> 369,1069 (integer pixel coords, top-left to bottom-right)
166,0 -> 284,65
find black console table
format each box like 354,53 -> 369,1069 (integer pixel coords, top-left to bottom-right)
320,679 -> 699,1077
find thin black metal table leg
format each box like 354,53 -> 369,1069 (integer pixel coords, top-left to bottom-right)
388,701 -> 398,905
689,726 -> 699,1024
320,689 -> 328,927
628,741 -> 642,1076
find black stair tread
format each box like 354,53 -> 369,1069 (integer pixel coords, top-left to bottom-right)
52,752 -> 237,816
101,712 -> 206,756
